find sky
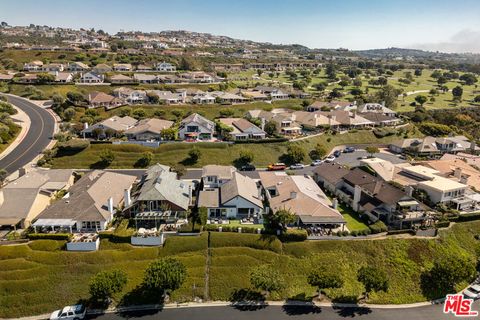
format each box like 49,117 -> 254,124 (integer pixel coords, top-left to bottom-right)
1,0 -> 480,53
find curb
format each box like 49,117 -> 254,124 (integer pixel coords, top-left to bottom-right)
2,298 -> 447,320
0,103 -> 31,162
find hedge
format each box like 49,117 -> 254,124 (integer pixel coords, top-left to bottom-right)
234,137 -> 288,144
369,220 -> 388,234
435,220 -> 451,229
279,229 -> 308,242
98,230 -> 131,243
27,233 -> 71,241
387,229 -> 416,236
204,225 -> 261,234
177,223 -> 202,233
457,212 -> 480,222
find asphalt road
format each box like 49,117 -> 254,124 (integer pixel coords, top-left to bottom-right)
87,303 -> 470,320
0,95 -> 55,174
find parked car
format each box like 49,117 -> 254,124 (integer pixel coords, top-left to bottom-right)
310,159 -> 323,166
240,164 -> 256,171
343,146 -> 355,153
50,305 -> 86,320
267,163 -> 286,171
333,150 -> 342,157
324,156 -> 336,163
464,284 -> 480,299
290,163 -> 305,170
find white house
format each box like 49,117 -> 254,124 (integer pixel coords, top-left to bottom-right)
178,113 -> 215,141
156,62 -> 176,72
78,72 -> 104,84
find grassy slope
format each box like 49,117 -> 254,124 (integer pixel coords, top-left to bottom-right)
1,221 -> 479,318
48,126 -> 420,169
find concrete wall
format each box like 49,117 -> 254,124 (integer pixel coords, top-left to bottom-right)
66,238 -> 99,251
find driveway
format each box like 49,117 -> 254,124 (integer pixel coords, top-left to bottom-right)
0,95 -> 56,174
333,150 -> 406,168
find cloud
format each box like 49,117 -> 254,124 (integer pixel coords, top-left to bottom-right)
408,29 -> 480,53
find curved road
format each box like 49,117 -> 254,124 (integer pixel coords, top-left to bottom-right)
0,95 -> 55,174
88,302 -> 472,320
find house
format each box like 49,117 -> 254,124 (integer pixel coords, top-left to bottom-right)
134,73 -> 160,84
88,91 -> 124,109
424,159 -> 480,195
92,63 -> 112,74
78,72 -> 104,84
198,171 -> 263,219
321,110 -> 374,129
178,113 -> 215,141
156,62 -> 176,72
358,103 -> 396,117
417,176 -> 469,208
0,73 -> 14,82
81,115 -> 138,138
253,86 -> 289,100
113,63 -> 132,72
124,118 -> 174,141
33,171 -> 136,232
241,90 -> 269,101
156,74 -> 179,84
256,110 -> 302,136
389,136 -> 478,156
191,92 -> 215,104
306,100 -> 356,112
211,91 -> 246,104
360,112 -> 401,127
23,60 -> 43,71
201,165 -> 236,189
313,162 -> 351,194
51,71 -> 73,83
180,72 -> 216,83
109,74 -> 135,84
41,63 -> 65,72
291,111 -> 341,130
113,87 -> 147,104
135,64 -> 153,72
440,153 -> 480,167
127,164 -> 192,219
146,90 -> 185,104
259,171 -> 346,229
217,118 -> 266,140
67,62 -> 90,72
0,169 -> 74,228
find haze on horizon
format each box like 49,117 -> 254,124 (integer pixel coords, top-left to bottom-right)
1,0 -> 480,53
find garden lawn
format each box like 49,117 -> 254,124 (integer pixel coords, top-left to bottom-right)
337,204 -> 369,232
1,222 -> 480,318
47,126 -> 421,169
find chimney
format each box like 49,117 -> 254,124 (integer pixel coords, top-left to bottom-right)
261,118 -> 266,131
290,191 -> 297,199
83,122 -> 89,130
454,168 -> 462,180
460,176 -> 468,185
332,198 -> 338,209
405,185 -> 414,197
107,197 -> 114,214
124,188 -> 131,207
353,185 -> 362,211
470,141 -> 476,154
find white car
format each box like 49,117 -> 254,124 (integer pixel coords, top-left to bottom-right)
310,159 -> 323,166
324,156 -> 336,163
464,284 -> 480,299
50,305 -> 86,320
290,163 -> 305,170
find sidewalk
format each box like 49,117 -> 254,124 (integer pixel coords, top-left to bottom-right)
3,298 -> 446,320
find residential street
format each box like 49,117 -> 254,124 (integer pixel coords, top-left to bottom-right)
86,302 -> 471,320
0,95 -> 55,174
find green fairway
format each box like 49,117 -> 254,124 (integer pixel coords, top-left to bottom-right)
1,221 -> 479,318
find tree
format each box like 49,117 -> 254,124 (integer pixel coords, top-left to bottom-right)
104,128 -> 116,139
286,144 -> 305,164
91,127 -> 104,140
36,73 -> 55,84
0,169 -> 7,185
452,86 -> 463,101
414,95 -> 427,106
99,149 -> 115,165
265,208 -> 297,231
66,91 -> 85,104
198,207 -> 208,226
52,93 -> 65,105
188,147 -> 201,163
63,107 -> 76,122
414,69 -> 422,77
313,82 -> 326,93
160,128 -> 177,141
132,108 -> 146,119
264,120 -> 277,136
143,258 -> 187,294
309,143 -> 327,160
474,95 -> 480,103
425,253 -> 476,296
89,270 -> 127,302
307,269 -> 343,299
238,149 -> 254,164
179,57 -> 197,71
459,73 -> 477,86
357,266 -> 389,299
250,264 -> 285,297
375,85 -> 402,109
326,63 -> 336,80
365,146 -> 379,156
137,151 -> 153,168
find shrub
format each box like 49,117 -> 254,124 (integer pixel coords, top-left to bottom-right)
56,139 -> 90,153
177,223 -> 202,233
279,229 -> 308,242
369,221 -> 388,234
89,270 -> 127,302
350,230 -> 358,237
387,229 -> 415,235
457,212 -> 480,222
27,233 -> 71,241
341,230 -> 349,236
435,220 -> 450,229
28,240 -> 65,251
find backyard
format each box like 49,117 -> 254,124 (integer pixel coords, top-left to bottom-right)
1,221 -> 479,318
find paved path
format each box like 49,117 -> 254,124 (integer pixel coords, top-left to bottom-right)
0,95 -> 56,175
